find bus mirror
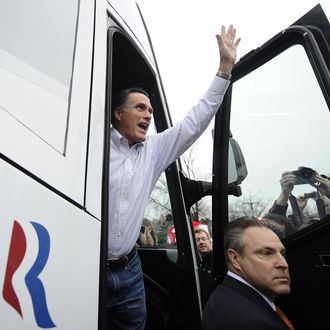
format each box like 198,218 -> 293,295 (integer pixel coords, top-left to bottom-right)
228,138 -> 248,187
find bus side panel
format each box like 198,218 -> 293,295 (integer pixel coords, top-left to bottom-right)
0,160 -> 101,330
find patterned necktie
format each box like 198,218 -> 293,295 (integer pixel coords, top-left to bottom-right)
276,306 -> 295,330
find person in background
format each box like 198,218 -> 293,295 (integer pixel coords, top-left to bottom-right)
195,228 -> 215,306
137,217 -> 156,247
262,213 -> 296,239
268,171 -> 306,218
322,195 -> 330,215
156,213 -> 173,245
107,24 -> 240,329
317,173 -> 330,199
269,170 -> 329,226
202,217 -> 294,330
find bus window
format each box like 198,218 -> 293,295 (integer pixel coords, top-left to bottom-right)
229,45 -> 330,236
143,172 -> 176,248
0,0 -> 79,152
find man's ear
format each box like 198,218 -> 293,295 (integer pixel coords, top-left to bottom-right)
114,108 -> 122,122
228,249 -> 242,272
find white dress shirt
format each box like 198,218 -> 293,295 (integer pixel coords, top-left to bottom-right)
108,76 -> 230,258
227,271 -> 276,310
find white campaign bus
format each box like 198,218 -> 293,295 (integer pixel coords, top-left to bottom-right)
1,1 -> 330,330
0,0 -> 210,329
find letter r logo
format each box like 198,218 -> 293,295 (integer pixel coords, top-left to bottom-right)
2,220 -> 56,328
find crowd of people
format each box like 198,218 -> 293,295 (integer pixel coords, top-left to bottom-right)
134,165 -> 330,329
199,169 -> 330,328
110,164 -> 330,329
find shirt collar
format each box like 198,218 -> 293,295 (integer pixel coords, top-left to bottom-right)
227,271 -> 276,310
111,126 -> 122,144
111,126 -> 145,149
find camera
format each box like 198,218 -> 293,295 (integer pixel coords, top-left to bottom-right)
304,192 -> 317,199
293,166 -> 317,185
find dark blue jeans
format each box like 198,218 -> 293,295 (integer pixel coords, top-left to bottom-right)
107,253 -> 146,329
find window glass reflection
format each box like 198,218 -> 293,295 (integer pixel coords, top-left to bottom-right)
229,45 -> 330,235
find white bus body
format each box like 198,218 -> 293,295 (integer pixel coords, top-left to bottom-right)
0,1 -> 163,329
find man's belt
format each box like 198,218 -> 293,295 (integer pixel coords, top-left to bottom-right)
107,247 -> 137,270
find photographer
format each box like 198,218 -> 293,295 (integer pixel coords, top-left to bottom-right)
316,173 -> 330,199
269,171 -> 307,218
320,188 -> 330,215
269,171 -> 296,216
137,218 -> 156,247
269,168 -> 329,227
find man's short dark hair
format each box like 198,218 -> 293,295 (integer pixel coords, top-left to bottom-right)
111,87 -> 149,125
224,217 -> 271,266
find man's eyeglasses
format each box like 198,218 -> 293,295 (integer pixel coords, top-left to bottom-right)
196,237 -> 209,242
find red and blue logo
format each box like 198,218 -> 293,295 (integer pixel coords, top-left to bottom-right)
2,220 -> 56,328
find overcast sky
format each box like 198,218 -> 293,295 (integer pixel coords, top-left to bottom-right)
137,0 -> 330,121
136,0 -> 330,179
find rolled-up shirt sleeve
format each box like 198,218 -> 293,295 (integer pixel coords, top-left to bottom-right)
152,76 -> 230,173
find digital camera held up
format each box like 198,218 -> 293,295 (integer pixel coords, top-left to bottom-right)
293,166 -> 317,185
304,192 -> 318,199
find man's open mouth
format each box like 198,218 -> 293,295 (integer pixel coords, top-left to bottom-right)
138,123 -> 149,132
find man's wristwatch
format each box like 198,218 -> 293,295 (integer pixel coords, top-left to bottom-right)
216,70 -> 232,80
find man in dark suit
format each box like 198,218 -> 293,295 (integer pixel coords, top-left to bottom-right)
201,217 -> 294,329
195,228 -> 215,306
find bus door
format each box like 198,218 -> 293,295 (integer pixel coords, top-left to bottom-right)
104,11 -> 202,330
212,4 -> 330,329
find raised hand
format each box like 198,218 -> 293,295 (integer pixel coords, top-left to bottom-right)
216,24 -> 241,74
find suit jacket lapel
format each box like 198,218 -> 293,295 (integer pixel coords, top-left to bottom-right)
223,275 -> 276,315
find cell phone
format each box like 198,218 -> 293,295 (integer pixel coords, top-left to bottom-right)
140,225 -> 145,234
